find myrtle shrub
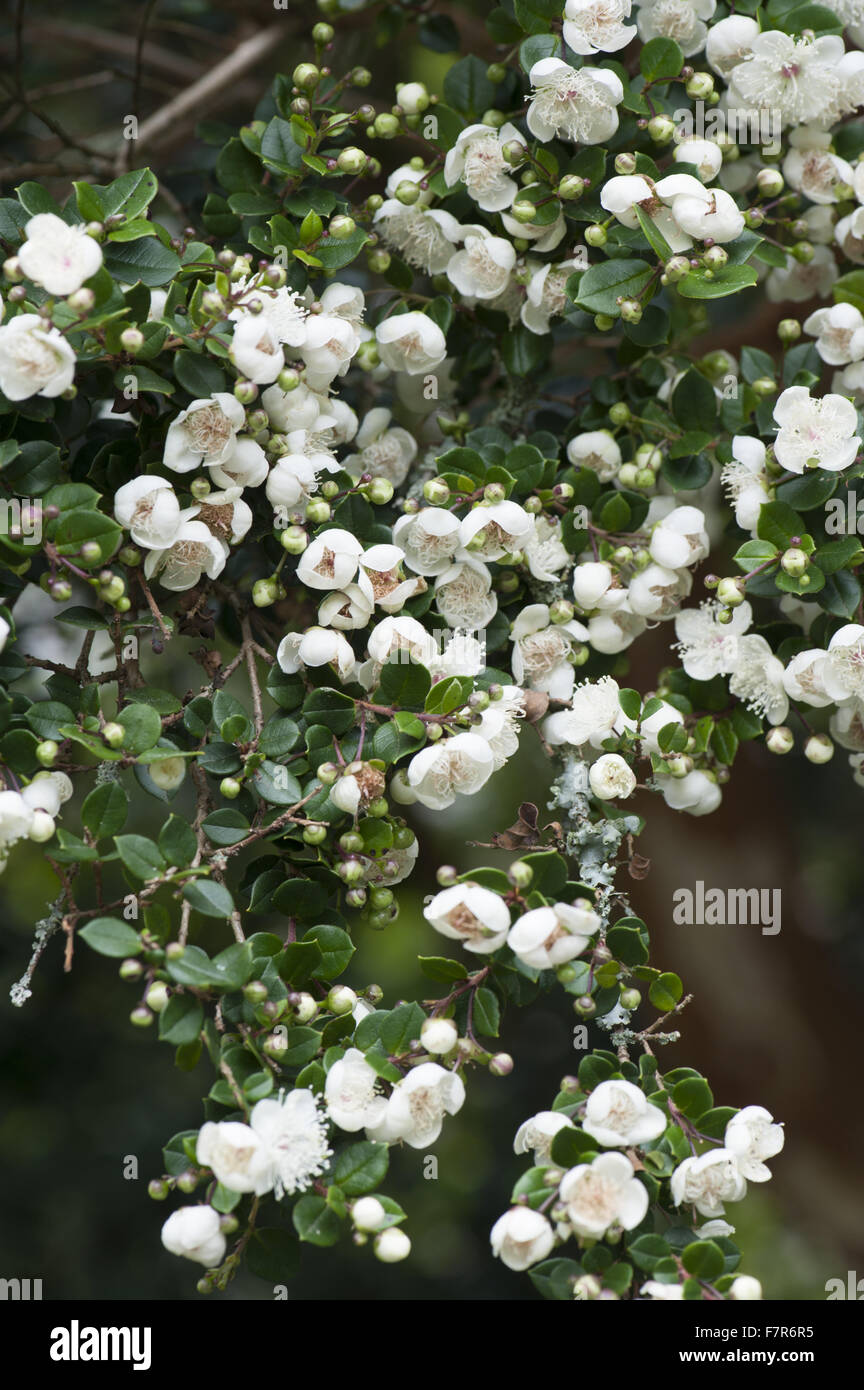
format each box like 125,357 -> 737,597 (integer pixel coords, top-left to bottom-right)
10,0 -> 864,1300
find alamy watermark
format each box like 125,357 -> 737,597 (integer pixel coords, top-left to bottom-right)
673,101 -> 782,158
673,881 -> 781,936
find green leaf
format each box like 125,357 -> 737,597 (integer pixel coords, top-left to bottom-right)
292,1195 -> 342,1246
472,986 -> 500,1037
418,955 -> 468,983
443,55 -> 495,117
379,658 -> 432,707
159,994 -> 204,1046
424,676 -> 466,715
574,259 -> 653,317
303,924 -> 355,979
501,324 -> 548,376
681,1239 -> 725,1281
79,916 -> 142,958
158,814 -> 198,867
115,834 -> 165,880
757,499 -> 806,548
331,1141 -> 389,1196
678,265 -> 758,299
117,702 -> 162,754
172,349 -> 227,398
640,36 -> 684,80
182,879 -> 234,919
671,369 -> 717,431
81,782 -> 128,838
103,236 -> 181,287
672,1075 -> 713,1118
514,0 -> 562,33
649,972 -> 683,1011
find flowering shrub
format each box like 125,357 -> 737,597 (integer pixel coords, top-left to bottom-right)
11,0 -> 864,1302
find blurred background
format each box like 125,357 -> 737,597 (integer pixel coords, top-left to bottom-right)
1,0 -> 863,1301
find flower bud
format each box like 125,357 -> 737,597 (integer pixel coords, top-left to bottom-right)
353,1196 -> 388,1231
327,985 -> 357,1015
766,726 -> 794,754
558,174 -> 585,200
489,1052 -> 514,1076
716,577 -> 745,607
145,981 -> 170,1013
374,1228 -> 411,1262
421,1016 -> 459,1055
804,733 -> 834,764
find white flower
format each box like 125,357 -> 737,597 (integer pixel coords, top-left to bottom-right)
18,213 -> 103,295
297,528 -> 364,591
510,603 -> 589,700
490,1207 -> 555,1271
421,1017 -> 459,1055
527,59 -> 624,145
730,1275 -> 763,1300
508,902 -> 600,969
635,0 -> 716,58
724,1106 -> 784,1182
22,771 -> 71,816
658,175 -> 744,244
728,634 -> 789,725
673,137 -> 723,182
408,733 -> 495,810
325,1048 -> 389,1132
443,122 -> 523,212
161,1206 -> 226,1267
560,1152 -> 648,1237
674,600 -> 752,681
424,882 -> 511,954
804,303 -> 864,367
543,675 -> 622,748
366,614 -> 438,669
143,515 -> 228,591
375,204 -> 465,276
149,756 -> 186,792
566,429 -> 621,482
393,507 -> 461,576
356,543 -> 425,613
660,768 -> 722,816
265,453 -> 319,510
277,626 -> 357,683
784,128 -> 855,207
587,606 -> 647,654
375,311 -> 447,375
246,1090 -> 332,1199
474,685 -> 524,769
261,381 -> 328,433
600,174 -> 693,254
0,616 -> 9,653
163,393 -> 247,472
114,476 -> 181,550
209,436 -> 268,490
582,1080 -> 667,1148
766,245 -> 838,305
196,487 -> 251,545
318,585 -> 374,632
0,790 -> 35,850
0,313 -> 75,400
499,207 -> 567,254
671,1149 -> 747,1217
229,279 -> 308,346
728,32 -> 861,130
721,436 -> 771,530
649,506 -> 709,569
229,313 -> 284,384
301,314 -> 360,391
458,499 -> 534,561
434,557 -> 498,630
196,1119 -> 263,1194
589,752 -> 637,800
523,516 -> 571,581
705,14 -> 759,78
378,1062 -> 466,1149
822,623 -> 864,701
627,562 -> 691,619
343,407 -> 417,486
783,648 -> 831,707
521,256 -> 585,335
447,229 -> 516,302
514,1109 -> 575,1161
563,0 -> 636,54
